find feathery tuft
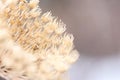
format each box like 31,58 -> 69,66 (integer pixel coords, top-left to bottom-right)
0,0 -> 79,80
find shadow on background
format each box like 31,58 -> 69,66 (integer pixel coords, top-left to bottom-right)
40,0 -> 120,57
0,77 -> 5,80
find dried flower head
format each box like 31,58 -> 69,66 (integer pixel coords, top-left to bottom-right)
0,0 -> 79,80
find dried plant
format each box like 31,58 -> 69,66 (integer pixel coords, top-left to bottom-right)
0,0 -> 79,80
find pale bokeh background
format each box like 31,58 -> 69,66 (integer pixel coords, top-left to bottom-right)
40,0 -> 120,56
40,0 -> 120,80
1,0 -> 120,80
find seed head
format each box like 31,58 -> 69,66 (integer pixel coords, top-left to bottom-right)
0,0 -> 79,80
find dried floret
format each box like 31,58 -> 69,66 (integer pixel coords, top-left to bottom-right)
0,0 -> 79,80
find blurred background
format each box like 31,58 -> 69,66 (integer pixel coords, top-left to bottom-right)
40,0 -> 120,80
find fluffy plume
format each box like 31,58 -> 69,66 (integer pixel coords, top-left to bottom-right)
0,0 -> 79,80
